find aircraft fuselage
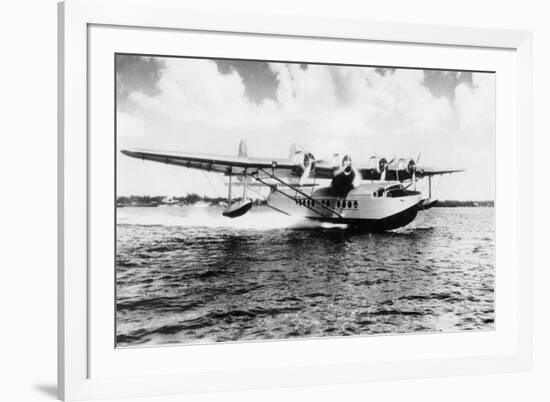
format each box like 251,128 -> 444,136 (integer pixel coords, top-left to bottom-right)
267,182 -> 422,231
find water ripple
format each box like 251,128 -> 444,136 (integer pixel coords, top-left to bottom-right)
116,206 -> 494,346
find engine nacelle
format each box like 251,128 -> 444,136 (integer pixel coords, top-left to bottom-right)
363,156 -> 388,180
331,167 -> 358,194
330,153 -> 359,194
292,151 -> 316,177
385,158 -> 416,181
331,153 -> 353,170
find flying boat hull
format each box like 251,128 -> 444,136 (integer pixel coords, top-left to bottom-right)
267,183 -> 423,231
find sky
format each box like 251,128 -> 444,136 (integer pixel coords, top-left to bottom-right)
116,54 -> 495,200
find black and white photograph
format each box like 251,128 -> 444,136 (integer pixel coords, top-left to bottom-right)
5,0 -> 547,400
115,54 -> 495,347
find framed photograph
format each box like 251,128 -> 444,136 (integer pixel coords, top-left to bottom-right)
58,0 -> 532,400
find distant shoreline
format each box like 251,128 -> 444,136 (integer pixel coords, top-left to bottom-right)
116,195 -> 494,208
432,200 -> 494,208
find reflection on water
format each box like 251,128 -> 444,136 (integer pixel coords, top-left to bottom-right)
116,206 -> 494,346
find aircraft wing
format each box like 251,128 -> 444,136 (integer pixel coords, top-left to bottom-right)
121,148 -> 463,181
354,164 -> 463,181
120,148 -> 297,176
416,167 -> 464,177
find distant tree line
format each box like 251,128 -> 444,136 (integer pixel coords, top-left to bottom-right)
433,200 -> 494,207
116,194 -> 267,207
116,194 -> 493,208
116,195 -> 165,206
171,194 -> 227,205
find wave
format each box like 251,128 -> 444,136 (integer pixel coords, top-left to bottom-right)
117,206 -> 347,231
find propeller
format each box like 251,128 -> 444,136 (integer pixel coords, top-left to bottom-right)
299,162 -> 312,186
299,152 -> 315,186
383,156 -> 396,181
333,155 -> 353,177
379,157 -> 388,181
411,154 -> 421,190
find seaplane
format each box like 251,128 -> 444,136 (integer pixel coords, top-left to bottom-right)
121,140 -> 463,231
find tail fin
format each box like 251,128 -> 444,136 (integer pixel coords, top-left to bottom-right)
289,143 -> 304,159
238,139 -> 248,158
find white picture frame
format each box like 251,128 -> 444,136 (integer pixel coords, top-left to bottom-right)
58,0 -> 533,400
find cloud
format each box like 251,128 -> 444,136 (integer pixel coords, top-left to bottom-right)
117,56 -> 494,200
116,55 -> 164,109
423,70 -> 473,101
444,73 -> 495,200
455,73 -> 495,140
215,60 -> 279,104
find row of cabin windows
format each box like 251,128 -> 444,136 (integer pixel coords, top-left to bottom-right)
296,199 -> 359,209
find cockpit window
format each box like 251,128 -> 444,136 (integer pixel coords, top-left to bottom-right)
386,188 -> 408,198
373,188 -> 385,198
386,184 -> 402,192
